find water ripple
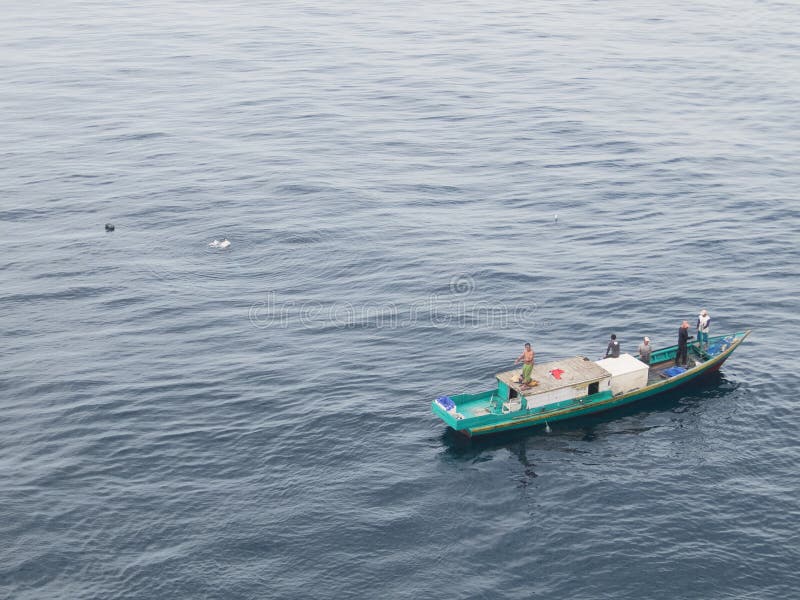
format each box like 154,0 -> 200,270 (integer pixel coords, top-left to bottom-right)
2,1 -> 800,599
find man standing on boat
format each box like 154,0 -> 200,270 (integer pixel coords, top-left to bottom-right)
605,334 -> 620,358
514,342 -> 535,387
676,321 -> 693,366
697,309 -> 711,350
638,336 -> 652,364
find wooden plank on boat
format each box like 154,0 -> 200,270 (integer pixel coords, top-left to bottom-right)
496,356 -> 611,396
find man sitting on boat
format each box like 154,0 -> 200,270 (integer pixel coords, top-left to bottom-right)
514,342 -> 535,388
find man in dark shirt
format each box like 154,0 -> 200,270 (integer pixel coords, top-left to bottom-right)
605,334 -> 620,358
676,321 -> 693,366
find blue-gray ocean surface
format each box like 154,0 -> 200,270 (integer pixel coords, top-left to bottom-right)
2,1 -> 799,598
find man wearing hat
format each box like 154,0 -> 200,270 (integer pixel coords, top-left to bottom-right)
638,336 -> 652,365
697,309 -> 711,350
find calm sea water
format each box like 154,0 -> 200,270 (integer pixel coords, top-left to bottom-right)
2,1 -> 800,598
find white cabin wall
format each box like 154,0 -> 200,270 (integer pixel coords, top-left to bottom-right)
608,370 -> 649,395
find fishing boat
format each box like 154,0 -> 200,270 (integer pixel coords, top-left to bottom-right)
431,330 -> 750,437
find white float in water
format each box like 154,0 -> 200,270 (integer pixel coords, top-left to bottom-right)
209,239 -> 231,249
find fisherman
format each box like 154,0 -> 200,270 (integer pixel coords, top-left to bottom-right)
676,321 -> 693,366
697,309 -> 711,350
605,334 -> 620,358
638,336 -> 652,365
514,342 -> 535,387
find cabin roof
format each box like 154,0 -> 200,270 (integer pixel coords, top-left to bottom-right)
596,353 -> 650,376
496,356 -> 611,396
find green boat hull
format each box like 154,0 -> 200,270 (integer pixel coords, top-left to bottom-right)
431,330 -> 750,437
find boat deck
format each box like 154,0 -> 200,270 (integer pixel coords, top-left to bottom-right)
645,347 -> 705,384
498,347 -> 712,393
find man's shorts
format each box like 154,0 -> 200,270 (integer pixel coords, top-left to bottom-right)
522,363 -> 533,383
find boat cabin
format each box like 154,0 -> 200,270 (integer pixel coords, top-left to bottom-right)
495,354 -> 650,411
595,353 -> 651,395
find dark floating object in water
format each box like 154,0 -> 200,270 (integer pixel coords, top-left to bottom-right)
105,223 -> 115,232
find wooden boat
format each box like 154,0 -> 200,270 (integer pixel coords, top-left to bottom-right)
431,330 -> 750,437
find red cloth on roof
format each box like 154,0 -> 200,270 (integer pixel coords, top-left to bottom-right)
550,368 -> 565,380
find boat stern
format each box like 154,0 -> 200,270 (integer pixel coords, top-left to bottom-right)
430,395 -> 467,430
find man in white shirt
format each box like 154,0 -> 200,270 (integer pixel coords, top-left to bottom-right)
697,309 -> 711,350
